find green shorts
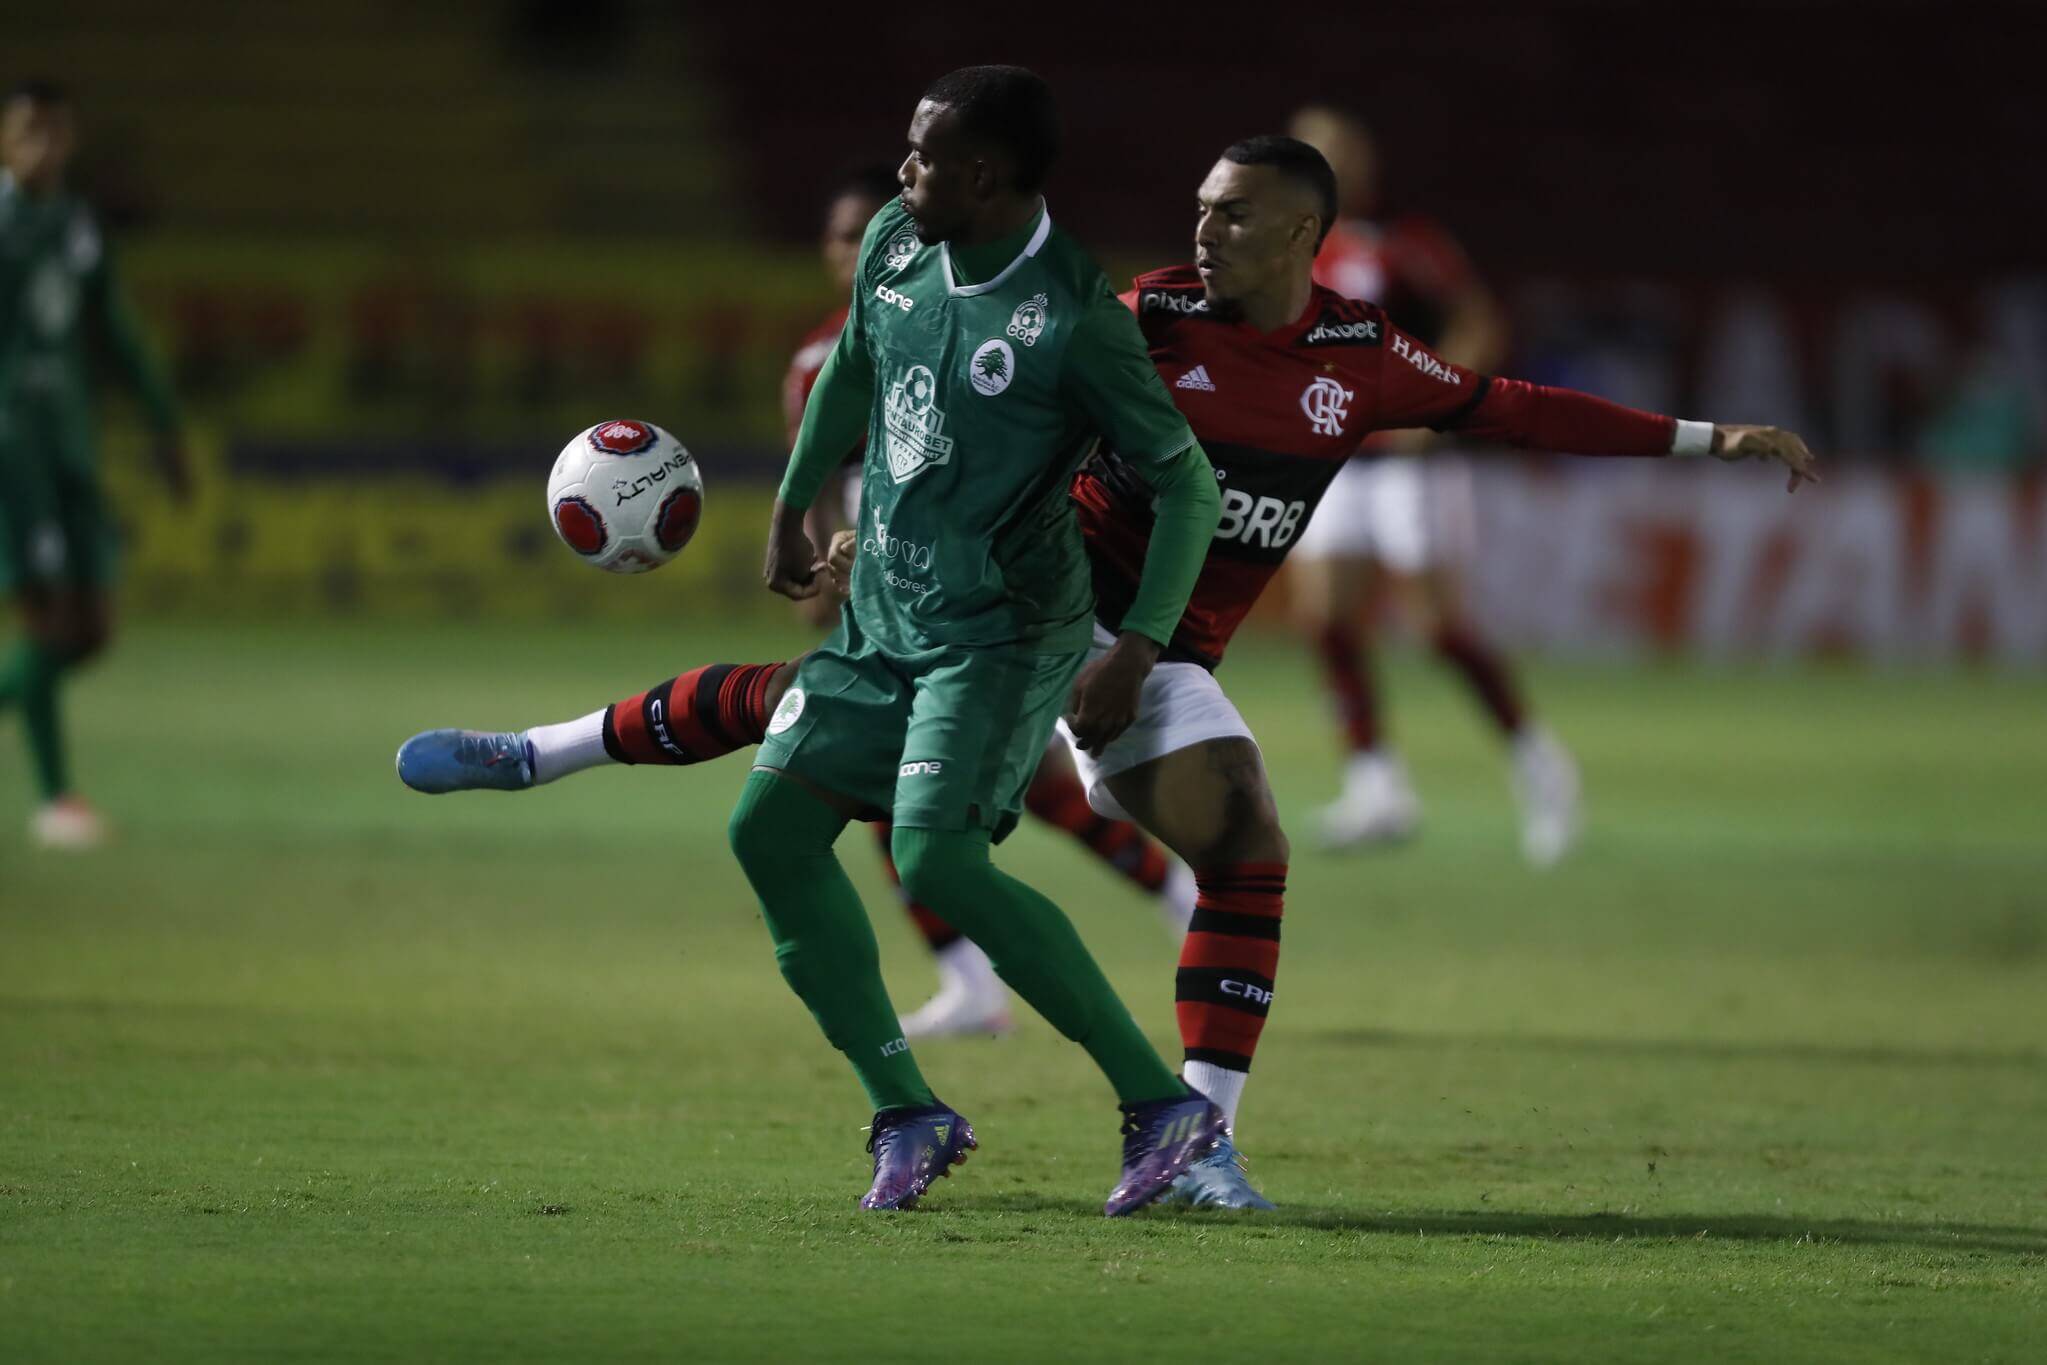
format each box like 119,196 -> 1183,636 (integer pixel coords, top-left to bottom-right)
756,608 -> 1086,840
0,450 -> 116,595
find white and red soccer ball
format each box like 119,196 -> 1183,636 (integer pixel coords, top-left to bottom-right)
547,419 -> 703,573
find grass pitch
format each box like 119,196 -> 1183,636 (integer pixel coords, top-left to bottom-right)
3,619 -> 2043,1362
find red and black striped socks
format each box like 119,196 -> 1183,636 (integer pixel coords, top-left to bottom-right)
603,661 -> 784,765
1177,862 -> 1286,1126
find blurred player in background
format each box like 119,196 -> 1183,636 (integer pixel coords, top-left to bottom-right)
785,168 -> 1194,1039
1287,106 -> 1579,864
1,79 -> 187,849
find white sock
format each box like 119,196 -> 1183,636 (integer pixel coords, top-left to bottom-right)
524,711 -> 611,785
935,938 -> 1001,998
1183,1060 -> 1248,1130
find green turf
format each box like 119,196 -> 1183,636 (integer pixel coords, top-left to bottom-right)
3,620 -> 2043,1362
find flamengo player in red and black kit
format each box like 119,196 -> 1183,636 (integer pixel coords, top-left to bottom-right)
400,135 -> 1815,1210
783,171 -> 1194,1039
826,136 -> 1811,1207
1286,106 -> 1581,864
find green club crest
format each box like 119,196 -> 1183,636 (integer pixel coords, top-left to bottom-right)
969,338 -> 1016,396
1007,292 -> 1050,346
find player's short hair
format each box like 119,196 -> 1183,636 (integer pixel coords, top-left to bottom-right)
833,165 -> 902,208
921,65 -> 1059,194
4,77 -> 71,108
1220,135 -> 1339,248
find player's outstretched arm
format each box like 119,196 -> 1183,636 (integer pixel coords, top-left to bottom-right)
767,328 -> 874,599
1373,322 -> 1820,494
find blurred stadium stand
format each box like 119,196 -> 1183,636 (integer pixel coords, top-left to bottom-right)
7,1 -> 2043,652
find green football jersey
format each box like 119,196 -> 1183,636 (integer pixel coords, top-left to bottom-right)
832,198 -> 1195,655
0,172 -> 178,466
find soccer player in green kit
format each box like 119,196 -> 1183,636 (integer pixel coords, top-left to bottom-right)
1,80 -> 188,848
729,66 -> 1228,1215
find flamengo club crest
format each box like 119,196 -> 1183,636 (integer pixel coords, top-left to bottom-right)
1007,292 -> 1050,346
883,363 -> 955,483
883,227 -> 921,272
1299,376 -> 1354,437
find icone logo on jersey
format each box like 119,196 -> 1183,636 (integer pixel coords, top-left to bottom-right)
1302,317 -> 1381,347
1007,292 -> 1050,346
1215,488 -> 1306,550
1139,289 -> 1209,316
882,364 -> 955,483
1299,376 -> 1354,436
588,419 -> 658,455
874,284 -> 915,313
1391,333 -> 1462,385
898,760 -> 944,777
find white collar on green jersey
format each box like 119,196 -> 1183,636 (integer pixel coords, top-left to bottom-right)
940,202 -> 1053,298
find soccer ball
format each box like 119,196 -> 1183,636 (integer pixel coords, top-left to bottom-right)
546,419 -> 704,573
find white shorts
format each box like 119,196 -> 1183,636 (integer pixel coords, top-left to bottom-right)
1290,455 -> 1476,572
1056,624 -> 1258,821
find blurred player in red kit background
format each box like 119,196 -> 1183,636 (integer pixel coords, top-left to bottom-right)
1287,106 -> 1581,866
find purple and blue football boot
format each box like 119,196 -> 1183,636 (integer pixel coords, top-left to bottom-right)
1104,1088 -> 1227,1217
396,729 -> 534,794
860,1102 -> 976,1211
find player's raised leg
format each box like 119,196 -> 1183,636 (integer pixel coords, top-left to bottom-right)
396,658 -> 793,793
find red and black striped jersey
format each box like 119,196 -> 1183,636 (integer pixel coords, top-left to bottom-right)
1073,265 -> 1680,668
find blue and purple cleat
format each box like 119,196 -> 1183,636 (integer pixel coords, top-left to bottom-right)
396,729 -> 535,794
860,1102 -> 976,1211
1104,1088 -> 1228,1217
1163,1132 -> 1277,1210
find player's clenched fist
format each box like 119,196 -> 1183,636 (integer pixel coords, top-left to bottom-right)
763,499 -> 826,600
1065,632 -> 1162,755
1712,424 -> 1820,493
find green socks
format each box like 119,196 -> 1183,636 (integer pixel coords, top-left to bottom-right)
890,825 -> 1184,1107
0,640 -> 68,800
728,769 -> 935,1113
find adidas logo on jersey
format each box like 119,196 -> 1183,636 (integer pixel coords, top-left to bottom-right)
1175,365 -> 1217,392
